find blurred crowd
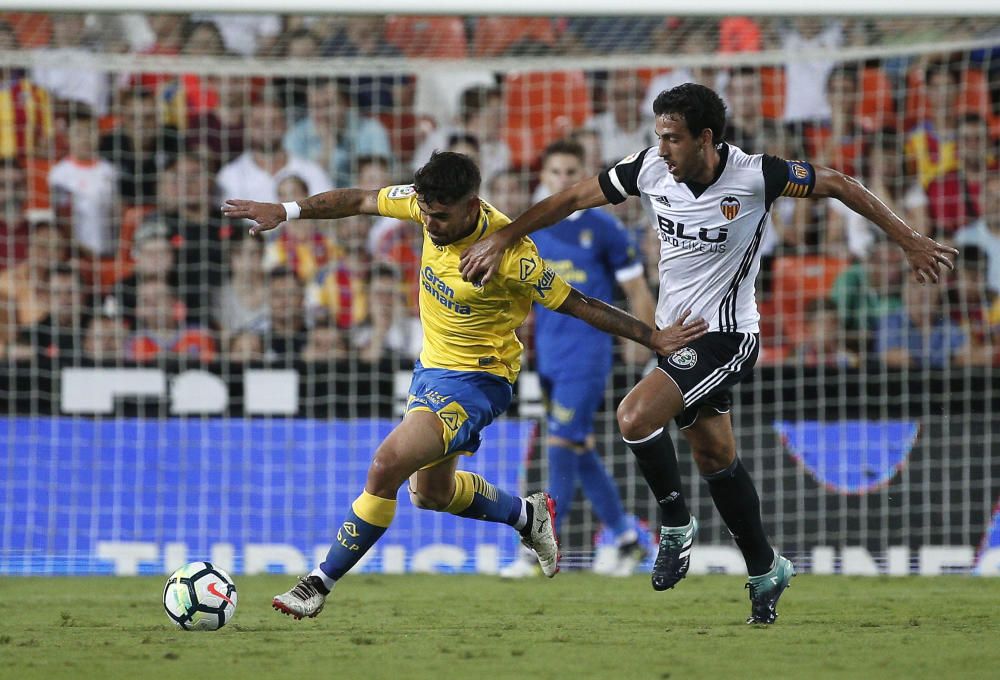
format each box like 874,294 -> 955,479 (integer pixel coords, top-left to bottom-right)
1,12 -> 1000,369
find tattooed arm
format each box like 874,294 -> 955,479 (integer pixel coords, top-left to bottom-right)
556,288 -> 708,356
221,189 -> 381,236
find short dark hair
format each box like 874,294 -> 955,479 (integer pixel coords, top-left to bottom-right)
447,132 -> 480,153
371,262 -> 403,281
49,262 -> 77,280
959,244 -> 988,273
542,138 -> 585,164
924,59 -> 960,85
268,265 -> 299,284
806,297 -> 839,319
413,151 -> 481,206
652,83 -> 727,143
459,85 -> 500,122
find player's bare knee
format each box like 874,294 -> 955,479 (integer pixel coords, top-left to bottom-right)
367,448 -> 406,495
617,401 -> 653,441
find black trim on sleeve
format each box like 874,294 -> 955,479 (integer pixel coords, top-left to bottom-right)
598,170 -> 628,205
762,154 -> 789,208
598,147 -> 650,204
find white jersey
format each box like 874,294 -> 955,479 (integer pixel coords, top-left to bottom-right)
599,143 -> 815,333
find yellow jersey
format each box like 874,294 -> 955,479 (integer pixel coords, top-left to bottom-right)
377,184 -> 572,383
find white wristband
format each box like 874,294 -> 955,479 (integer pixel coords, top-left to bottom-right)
282,201 -> 301,221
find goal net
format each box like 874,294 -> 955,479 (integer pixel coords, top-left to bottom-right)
1,11 -> 999,576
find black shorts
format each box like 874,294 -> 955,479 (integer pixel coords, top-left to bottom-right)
656,332 -> 759,430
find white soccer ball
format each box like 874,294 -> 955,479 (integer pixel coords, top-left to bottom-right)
163,562 -> 238,631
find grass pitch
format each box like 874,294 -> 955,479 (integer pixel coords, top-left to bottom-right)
0,574 -> 997,680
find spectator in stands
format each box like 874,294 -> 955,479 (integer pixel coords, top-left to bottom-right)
0,158 -> 28,267
445,133 -> 481,167
563,16 -> 662,55
302,317 -> 350,362
587,70 -> 655,167
412,68 -> 494,139
183,73 -> 247,168
780,18 -> 843,134
264,174 -> 338,284
319,17 -> 407,112
191,13 -> 281,57
875,277 -> 967,369
356,156 -> 392,192
219,95 -> 331,208
99,86 -> 179,207
956,170 -> 1000,293
264,266 -> 308,363
10,262 -> 87,361
906,61 -> 963,228
945,244 -> 996,366
152,151 -> 226,322
569,128 -> 604,176
411,85 -> 511,187
83,313 -> 128,362
642,20 -> 726,110
0,222 -> 64,353
484,169 -> 531,220
31,13 -> 110,114
48,106 -> 117,258
101,217 -> 176,328
284,78 -> 391,188
0,19 -> 15,49
925,113 -> 992,236
275,28 -> 322,115
827,130 -> 929,259
355,263 -> 421,363
788,298 -> 859,368
125,277 -> 216,363
830,238 -> 906,349
214,234 -> 270,346
0,23 -> 54,162
307,214 -> 371,332
723,67 -> 765,153
167,20 -> 228,134
809,66 -> 863,176
143,14 -> 185,55
228,331 -> 264,362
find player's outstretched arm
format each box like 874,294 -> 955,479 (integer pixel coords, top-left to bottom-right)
222,189 -> 381,236
811,166 -> 958,284
556,289 -> 708,355
460,176 -> 609,285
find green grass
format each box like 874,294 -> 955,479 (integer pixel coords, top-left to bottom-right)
0,574 -> 997,680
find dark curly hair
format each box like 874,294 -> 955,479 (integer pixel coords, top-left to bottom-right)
652,83 -> 728,143
413,151 -> 481,206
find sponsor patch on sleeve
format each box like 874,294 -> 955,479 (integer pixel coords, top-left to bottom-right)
617,151 -> 641,166
387,184 -> 416,199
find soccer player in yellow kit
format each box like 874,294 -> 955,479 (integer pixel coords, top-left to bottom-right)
223,152 -> 707,619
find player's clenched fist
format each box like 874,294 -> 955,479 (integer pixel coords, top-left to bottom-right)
649,310 -> 709,356
222,199 -> 288,236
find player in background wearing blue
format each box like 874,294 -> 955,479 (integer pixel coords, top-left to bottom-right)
461,84 -> 957,624
501,140 -> 656,578
223,152 -> 708,619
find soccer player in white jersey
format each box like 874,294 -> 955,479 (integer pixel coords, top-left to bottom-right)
223,152 -> 707,620
460,83 -> 958,624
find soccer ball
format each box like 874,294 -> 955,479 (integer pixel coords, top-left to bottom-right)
163,562 -> 238,631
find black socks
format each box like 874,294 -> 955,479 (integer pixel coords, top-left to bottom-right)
625,428 -> 691,527
704,457 -> 774,576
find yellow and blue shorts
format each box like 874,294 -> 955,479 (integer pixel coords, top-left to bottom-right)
405,361 -> 514,458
